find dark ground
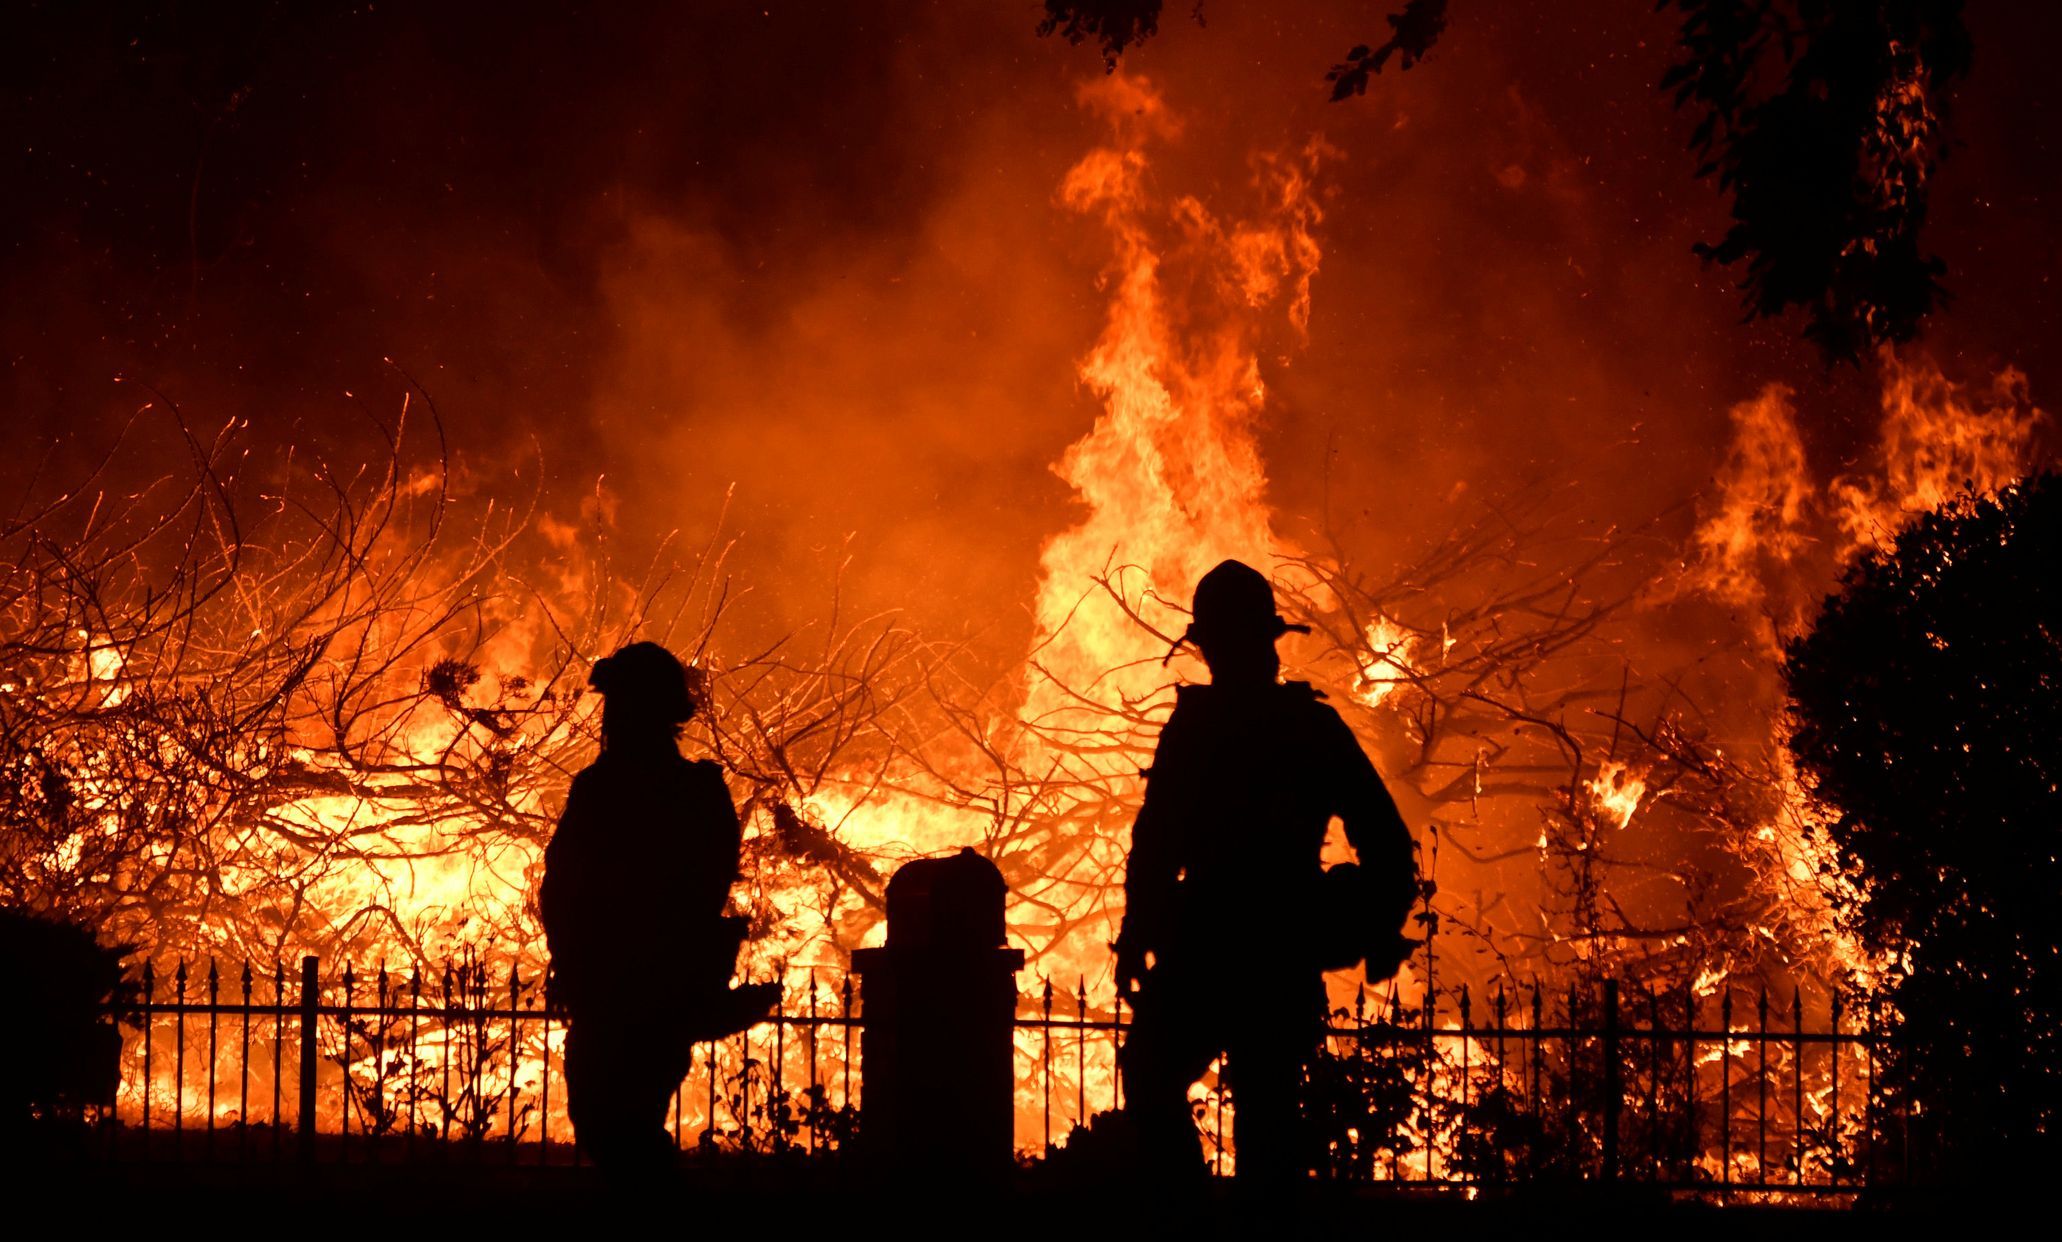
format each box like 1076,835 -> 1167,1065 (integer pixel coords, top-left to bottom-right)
0,1119 -> 2000,1229
1,1144 -> 1991,1235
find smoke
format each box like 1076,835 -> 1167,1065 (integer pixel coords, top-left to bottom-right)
5,1 -> 2060,990
4,2 -> 2051,618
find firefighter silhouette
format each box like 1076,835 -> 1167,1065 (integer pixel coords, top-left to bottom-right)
540,641 -> 775,1172
1114,560 -> 1419,1183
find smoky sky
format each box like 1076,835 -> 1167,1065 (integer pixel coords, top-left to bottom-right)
5,1 -> 2059,654
3,2 -> 970,439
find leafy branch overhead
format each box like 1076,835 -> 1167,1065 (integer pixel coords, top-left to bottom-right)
1040,1 -> 1973,361
1659,1 -> 1973,362
1036,0 -> 1168,69
1325,1 -> 1450,100
1036,0 -> 1447,87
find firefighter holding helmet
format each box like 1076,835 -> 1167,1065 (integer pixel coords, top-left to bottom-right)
1114,560 -> 1419,1183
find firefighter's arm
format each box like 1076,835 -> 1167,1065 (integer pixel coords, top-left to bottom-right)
1328,711 -> 1421,976
539,772 -> 596,1011
685,760 -> 744,916
1115,718 -> 1191,994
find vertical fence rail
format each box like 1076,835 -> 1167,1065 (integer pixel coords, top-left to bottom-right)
1602,979 -> 1620,1182
297,954 -> 317,1160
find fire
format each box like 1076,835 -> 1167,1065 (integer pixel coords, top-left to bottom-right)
1684,386 -> 1815,637
4,57 -> 2049,1166
1585,760 -> 1645,832
1353,618 -> 1421,709
996,73 -> 1327,989
1682,349 -> 2045,989
1832,353 -> 2045,551
1689,351 -> 2045,645
1755,741 -> 1884,990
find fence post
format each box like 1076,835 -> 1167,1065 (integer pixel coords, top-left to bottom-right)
1602,978 -> 1620,1181
851,848 -> 1024,1179
298,954 -> 318,1161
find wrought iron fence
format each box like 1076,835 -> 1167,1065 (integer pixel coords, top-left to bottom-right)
103,955 -> 859,1164
1018,973 -> 1922,1193
91,955 -> 1924,1194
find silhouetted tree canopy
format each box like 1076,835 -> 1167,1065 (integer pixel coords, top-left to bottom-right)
1661,1 -> 1972,362
1784,473 -> 2062,1172
1039,2 -> 1971,362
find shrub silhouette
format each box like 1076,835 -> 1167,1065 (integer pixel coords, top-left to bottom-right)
1785,473 -> 2062,1177
0,907 -> 131,1137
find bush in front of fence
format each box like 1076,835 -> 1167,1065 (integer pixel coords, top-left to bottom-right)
1,906 -> 133,1146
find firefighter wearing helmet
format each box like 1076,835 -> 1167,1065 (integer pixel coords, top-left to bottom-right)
1114,560 -> 1419,1183
540,641 -> 775,1174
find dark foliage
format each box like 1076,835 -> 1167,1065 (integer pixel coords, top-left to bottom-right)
1660,1 -> 1973,361
1036,0 -> 1446,89
1325,1 -> 1449,100
0,907 -> 132,1125
1308,983 -> 1706,1184
1041,3 -> 1972,360
1784,473 -> 2062,1174
1036,0 -> 1170,70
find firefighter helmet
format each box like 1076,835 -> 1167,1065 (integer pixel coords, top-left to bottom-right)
588,640 -> 698,724
1181,559 -> 1309,653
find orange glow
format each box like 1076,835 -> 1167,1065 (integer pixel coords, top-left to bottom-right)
12,51 -> 2049,1162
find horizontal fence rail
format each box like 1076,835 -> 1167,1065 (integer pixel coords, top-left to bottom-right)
92,957 -> 1926,1193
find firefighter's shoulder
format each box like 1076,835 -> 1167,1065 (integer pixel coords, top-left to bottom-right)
676,755 -> 730,794
1163,683 -> 1207,733
1278,680 -> 1352,728
1278,679 -> 1339,713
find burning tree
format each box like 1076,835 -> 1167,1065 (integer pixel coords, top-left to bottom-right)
0,380 -> 944,984
1,55 -> 2049,1176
